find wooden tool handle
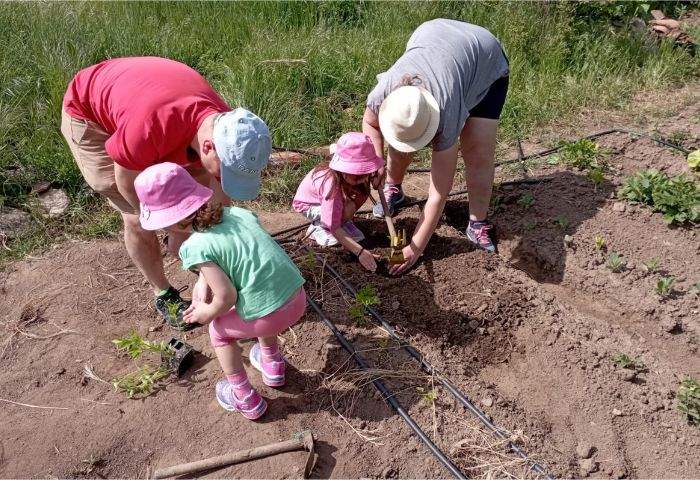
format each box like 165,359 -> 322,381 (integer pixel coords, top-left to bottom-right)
379,188 -> 397,238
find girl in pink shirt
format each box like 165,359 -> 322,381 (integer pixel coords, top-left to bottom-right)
293,132 -> 384,272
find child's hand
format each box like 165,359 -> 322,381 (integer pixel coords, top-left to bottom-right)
183,303 -> 216,326
192,276 -> 212,306
358,249 -> 381,272
370,167 -> 386,190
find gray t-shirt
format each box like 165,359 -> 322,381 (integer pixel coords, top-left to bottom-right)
367,19 -> 510,151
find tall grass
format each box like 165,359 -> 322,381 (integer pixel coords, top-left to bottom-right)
0,1 -> 698,261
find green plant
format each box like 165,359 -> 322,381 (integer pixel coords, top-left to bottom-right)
654,276 -> 674,298
677,376 -> 700,428
162,301 -> 182,326
610,353 -> 645,370
620,169 -> 700,225
348,285 -> 380,326
589,168 -> 605,192
642,257 -> 660,274
694,281 -> 700,294
551,139 -> 609,172
607,252 -> 625,272
556,215 -> 570,230
518,192 -> 535,209
111,364 -> 173,399
377,338 -> 390,349
112,328 -> 174,359
593,235 -> 606,251
415,386 -> 437,403
297,252 -> 317,271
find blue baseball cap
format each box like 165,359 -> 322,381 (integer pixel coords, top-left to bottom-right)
213,108 -> 272,201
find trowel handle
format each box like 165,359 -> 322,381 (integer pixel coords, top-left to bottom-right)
379,188 -> 397,238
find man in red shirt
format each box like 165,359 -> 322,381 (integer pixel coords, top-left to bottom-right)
60,56 -> 272,330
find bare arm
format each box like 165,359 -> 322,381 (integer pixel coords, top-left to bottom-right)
389,145 -> 459,275
183,262 -> 237,325
114,163 -> 143,211
362,107 -> 384,158
331,226 -> 379,272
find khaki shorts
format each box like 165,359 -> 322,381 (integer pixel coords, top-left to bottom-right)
60,108 -> 138,214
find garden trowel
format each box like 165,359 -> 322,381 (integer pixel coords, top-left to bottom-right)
379,188 -> 407,265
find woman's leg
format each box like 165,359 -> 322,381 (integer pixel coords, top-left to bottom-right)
460,117 -> 499,222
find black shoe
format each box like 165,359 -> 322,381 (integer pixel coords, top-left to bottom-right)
155,286 -> 196,331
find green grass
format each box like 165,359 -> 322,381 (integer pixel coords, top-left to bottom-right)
1,1 -> 699,262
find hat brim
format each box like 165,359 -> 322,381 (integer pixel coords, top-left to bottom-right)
221,169 -> 262,201
379,88 -> 440,153
330,153 -> 384,175
140,186 -> 213,231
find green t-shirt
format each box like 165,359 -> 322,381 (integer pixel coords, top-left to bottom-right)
179,207 -> 305,321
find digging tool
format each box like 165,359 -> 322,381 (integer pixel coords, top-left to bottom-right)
152,430 -> 315,479
378,188 -> 407,264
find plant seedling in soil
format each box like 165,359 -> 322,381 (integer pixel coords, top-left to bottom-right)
415,386 -> 437,404
643,257 -> 660,274
677,376 -> 700,428
163,300 -> 182,326
610,353 -> 644,370
620,169 -> 700,225
112,328 -> 174,359
589,169 -> 605,192
297,252 -> 317,271
551,139 -> 609,172
349,285 -> 380,326
556,215 -> 570,230
377,338 -> 390,349
593,235 -> 606,251
654,276 -> 675,298
518,192 -> 535,209
607,252 -> 625,273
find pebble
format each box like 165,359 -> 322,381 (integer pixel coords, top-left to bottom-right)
612,202 -> 626,212
481,397 -> 494,407
612,408 -> 623,416
578,458 -> 599,477
382,467 -> 398,479
576,442 -> 596,459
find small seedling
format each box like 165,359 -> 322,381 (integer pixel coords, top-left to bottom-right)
552,139 -> 609,172
589,169 -> 605,191
642,257 -> 660,274
297,252 -> 316,271
694,281 -> 700,295
593,235 -> 606,251
377,338 -> 390,349
654,276 -> 674,298
112,328 -> 174,359
610,353 -> 644,370
415,386 -> 437,403
556,215 -> 570,230
163,300 -> 183,326
348,285 -> 380,326
518,192 -> 535,209
607,252 -> 625,273
677,376 -> 700,428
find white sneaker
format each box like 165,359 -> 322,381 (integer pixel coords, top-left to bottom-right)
342,221 -> 365,242
306,223 -> 339,247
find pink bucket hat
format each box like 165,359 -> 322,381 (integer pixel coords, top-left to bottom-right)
134,163 -> 213,231
329,132 -> 384,175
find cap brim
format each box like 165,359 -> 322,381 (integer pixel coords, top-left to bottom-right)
330,155 -> 384,175
140,189 -> 213,231
221,169 -> 262,201
380,89 -> 440,153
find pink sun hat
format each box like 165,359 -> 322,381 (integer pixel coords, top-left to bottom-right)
134,162 -> 213,231
329,132 -> 384,175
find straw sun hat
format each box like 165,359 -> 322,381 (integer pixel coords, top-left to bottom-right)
378,86 -> 440,153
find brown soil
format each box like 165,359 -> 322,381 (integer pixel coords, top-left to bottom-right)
1,96 -> 699,478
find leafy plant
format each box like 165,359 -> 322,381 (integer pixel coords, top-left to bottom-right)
593,235 -> 606,251
620,169 -> 700,225
518,192 -> 535,209
348,285 -> 380,326
377,338 -> 390,349
610,353 -> 645,370
112,328 -> 173,359
415,386 -> 437,403
654,276 -> 675,298
642,257 -> 660,274
163,300 -> 182,325
111,364 -> 173,399
297,252 -> 317,271
556,215 -> 570,230
589,169 -> 605,192
677,376 -> 700,428
607,252 -> 625,272
551,139 -> 609,172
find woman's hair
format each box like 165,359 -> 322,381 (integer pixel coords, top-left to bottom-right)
191,202 -> 224,232
313,156 -> 369,202
399,74 -> 421,88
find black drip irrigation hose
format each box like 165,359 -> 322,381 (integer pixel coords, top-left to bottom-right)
268,175 -> 553,239
305,295 -> 468,480
304,246 -> 554,480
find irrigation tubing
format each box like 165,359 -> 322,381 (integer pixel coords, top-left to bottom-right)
304,246 -> 554,480
306,295 -> 468,480
268,175 -> 553,239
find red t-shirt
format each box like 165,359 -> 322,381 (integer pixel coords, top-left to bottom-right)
63,56 -> 230,171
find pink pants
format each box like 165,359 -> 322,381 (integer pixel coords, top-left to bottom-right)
209,287 -> 306,347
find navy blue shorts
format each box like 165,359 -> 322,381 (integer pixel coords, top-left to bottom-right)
469,75 -> 509,120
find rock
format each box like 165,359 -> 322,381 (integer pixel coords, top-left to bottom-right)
476,303 -> 488,314
481,396 -> 494,407
660,317 -> 680,333
391,301 -> 400,311
576,443 -> 596,459
616,369 -> 637,382
382,467 -> 397,479
612,408 -> 623,416
612,202 -> 626,212
468,319 -> 480,330
0,206 -> 33,239
578,458 -> 599,477
37,188 -> 70,218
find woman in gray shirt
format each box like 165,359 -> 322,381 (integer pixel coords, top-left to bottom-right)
363,19 -> 509,275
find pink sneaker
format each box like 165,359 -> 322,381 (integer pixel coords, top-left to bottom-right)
215,380 -> 267,420
342,221 -> 365,242
249,343 -> 286,387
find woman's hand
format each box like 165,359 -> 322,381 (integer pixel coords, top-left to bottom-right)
388,244 -> 422,276
358,249 -> 381,272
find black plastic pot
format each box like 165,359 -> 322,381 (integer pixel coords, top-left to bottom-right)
161,337 -> 194,376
